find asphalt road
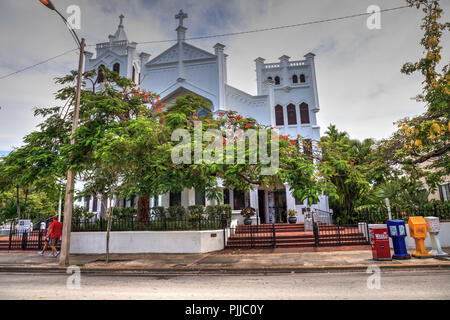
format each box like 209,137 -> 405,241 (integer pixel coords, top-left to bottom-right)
0,270 -> 449,300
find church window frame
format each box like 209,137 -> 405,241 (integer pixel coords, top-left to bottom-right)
275,105 -> 284,126
292,75 -> 298,84
113,62 -> 120,75
287,104 -> 297,125
274,76 -> 280,85
300,102 -> 310,124
299,74 -> 306,83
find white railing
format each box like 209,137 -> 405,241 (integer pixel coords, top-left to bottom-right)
264,63 -> 280,69
289,60 -> 306,67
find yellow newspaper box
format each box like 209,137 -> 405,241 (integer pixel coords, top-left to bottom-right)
408,216 -> 432,258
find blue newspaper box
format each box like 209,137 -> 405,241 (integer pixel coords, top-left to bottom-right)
387,220 -> 411,259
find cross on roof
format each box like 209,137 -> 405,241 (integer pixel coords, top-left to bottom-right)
119,14 -> 124,26
175,10 -> 188,27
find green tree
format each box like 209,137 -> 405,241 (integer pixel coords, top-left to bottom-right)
380,0 -> 449,191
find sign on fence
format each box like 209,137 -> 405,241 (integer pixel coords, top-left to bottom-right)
18,220 -> 31,233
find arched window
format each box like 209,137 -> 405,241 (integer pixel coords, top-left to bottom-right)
287,104 -> 297,125
267,76 -> 273,81
97,64 -> 105,83
275,105 -> 284,126
292,75 -> 298,84
299,74 -> 306,83
113,62 -> 120,74
274,76 -> 280,85
300,103 -> 310,124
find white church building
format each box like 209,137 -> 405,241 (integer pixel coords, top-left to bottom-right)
80,11 -> 330,224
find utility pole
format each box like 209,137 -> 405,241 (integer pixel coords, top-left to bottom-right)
39,0 -> 85,265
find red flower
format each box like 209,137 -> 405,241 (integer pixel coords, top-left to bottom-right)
349,162 -> 355,166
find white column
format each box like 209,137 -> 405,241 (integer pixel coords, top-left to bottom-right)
177,26 -> 187,81
249,187 -> 259,224
285,184 -> 298,220
304,53 -> 319,113
279,55 -> 290,87
254,57 -> 265,95
214,43 -> 226,111
263,79 -> 275,127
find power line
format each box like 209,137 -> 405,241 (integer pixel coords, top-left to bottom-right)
1,5 -> 410,80
137,5 -> 410,45
0,48 -> 78,80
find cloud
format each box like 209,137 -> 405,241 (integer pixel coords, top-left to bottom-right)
0,0 -> 449,151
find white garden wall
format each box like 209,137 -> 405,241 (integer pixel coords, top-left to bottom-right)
70,230 -> 225,254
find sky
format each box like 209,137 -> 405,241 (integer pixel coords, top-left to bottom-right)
0,0 -> 449,152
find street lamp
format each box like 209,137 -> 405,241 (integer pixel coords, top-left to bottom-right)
39,0 -> 86,266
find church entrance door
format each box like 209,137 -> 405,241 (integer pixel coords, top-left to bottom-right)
268,189 -> 287,223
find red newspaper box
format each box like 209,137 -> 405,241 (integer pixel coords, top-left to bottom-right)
369,224 -> 392,261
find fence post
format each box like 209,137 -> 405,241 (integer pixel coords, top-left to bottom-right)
8,230 -> 12,251
434,203 -> 437,217
22,231 -> 27,250
272,223 -> 276,248
163,215 -> 167,231
365,209 -> 370,245
38,230 -> 42,250
337,221 -> 341,246
221,214 -> 227,248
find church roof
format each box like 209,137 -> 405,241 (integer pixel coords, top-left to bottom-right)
112,14 -> 128,41
146,42 -> 216,66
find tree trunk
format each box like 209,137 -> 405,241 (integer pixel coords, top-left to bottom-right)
137,195 -> 150,225
23,188 -> 28,219
106,197 -> 113,264
16,185 -> 21,220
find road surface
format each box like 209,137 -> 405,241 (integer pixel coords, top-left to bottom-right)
1,270 -> 449,300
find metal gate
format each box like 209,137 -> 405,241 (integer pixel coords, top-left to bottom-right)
8,230 -> 48,250
225,224 -> 276,248
313,221 -> 370,246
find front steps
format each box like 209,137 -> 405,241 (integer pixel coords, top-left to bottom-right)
226,223 -> 316,248
226,223 -> 368,248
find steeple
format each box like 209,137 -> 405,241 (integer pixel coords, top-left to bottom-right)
175,9 -> 188,41
112,14 -> 128,41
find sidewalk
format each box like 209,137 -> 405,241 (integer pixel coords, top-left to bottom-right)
0,247 -> 449,274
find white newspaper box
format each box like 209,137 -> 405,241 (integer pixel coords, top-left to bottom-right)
424,216 -> 448,257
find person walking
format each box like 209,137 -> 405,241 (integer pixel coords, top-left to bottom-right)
47,216 -> 63,257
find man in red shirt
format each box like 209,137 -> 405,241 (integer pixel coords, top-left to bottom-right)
47,216 -> 63,257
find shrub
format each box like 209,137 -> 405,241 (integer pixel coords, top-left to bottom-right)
151,206 -> 166,218
188,205 -> 205,217
113,207 -> 137,219
167,206 -> 186,220
73,205 -> 94,220
204,204 -> 232,219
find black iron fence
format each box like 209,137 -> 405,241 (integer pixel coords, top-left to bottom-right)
7,230 -> 56,251
350,204 -> 450,225
314,221 -> 370,246
226,224 -> 276,248
72,215 -> 228,232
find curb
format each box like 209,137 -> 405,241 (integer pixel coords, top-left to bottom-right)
0,262 -> 450,275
